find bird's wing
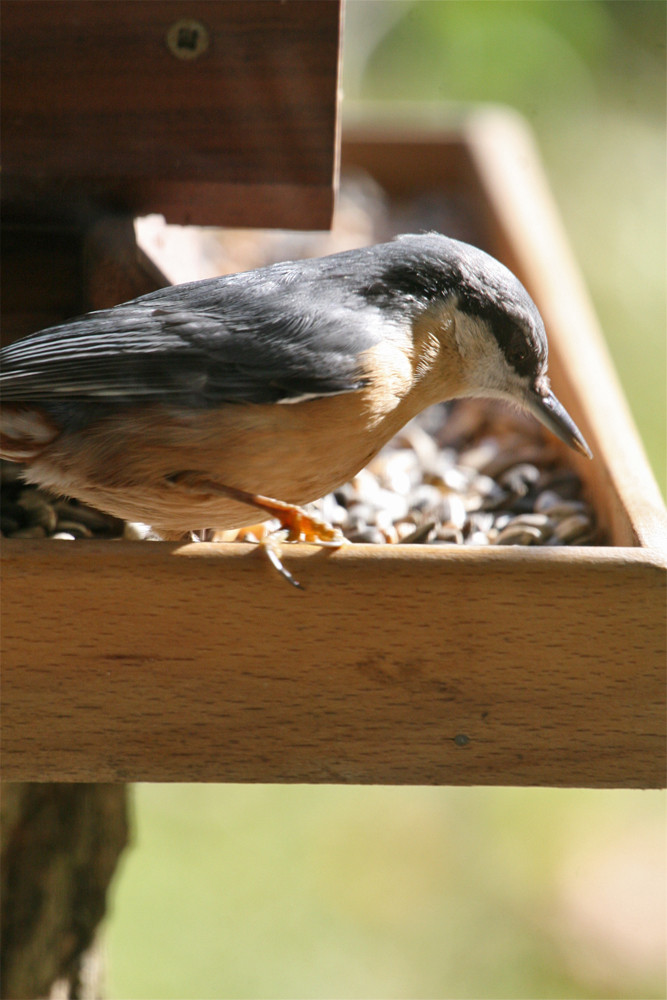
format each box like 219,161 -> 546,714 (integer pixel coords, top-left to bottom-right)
0,270 -> 383,406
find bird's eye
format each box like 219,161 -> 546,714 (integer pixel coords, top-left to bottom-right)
504,329 -> 534,376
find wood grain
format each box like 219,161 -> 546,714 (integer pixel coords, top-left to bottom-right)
2,540 -> 664,786
2,0 -> 342,228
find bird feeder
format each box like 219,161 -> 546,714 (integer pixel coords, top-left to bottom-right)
2,3 -> 665,791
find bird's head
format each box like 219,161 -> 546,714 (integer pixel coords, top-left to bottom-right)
377,235 -> 592,458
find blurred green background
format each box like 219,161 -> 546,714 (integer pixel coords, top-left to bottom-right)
106,3 -> 666,998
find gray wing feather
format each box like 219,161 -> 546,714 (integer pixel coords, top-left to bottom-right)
0,265 -> 381,406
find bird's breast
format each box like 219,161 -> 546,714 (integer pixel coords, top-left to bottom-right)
23,370 -> 426,533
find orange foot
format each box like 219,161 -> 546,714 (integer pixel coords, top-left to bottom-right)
168,472 -> 346,588
247,494 -> 344,545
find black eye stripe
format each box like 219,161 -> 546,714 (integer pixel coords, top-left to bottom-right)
459,298 -> 545,378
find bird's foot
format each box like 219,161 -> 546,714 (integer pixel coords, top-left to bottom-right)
168,472 -> 346,588
248,494 -> 345,546
254,501 -> 346,589
237,495 -> 346,590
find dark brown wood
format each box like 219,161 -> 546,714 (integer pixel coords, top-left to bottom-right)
83,216 -> 170,311
2,0 -> 342,228
342,130 -> 482,202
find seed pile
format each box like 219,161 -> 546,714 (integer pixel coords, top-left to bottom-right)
1,461 -> 124,540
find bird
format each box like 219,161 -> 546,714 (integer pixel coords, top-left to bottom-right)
0,232 -> 591,577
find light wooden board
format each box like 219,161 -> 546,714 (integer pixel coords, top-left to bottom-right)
2,540 -> 665,786
461,109 -> 667,552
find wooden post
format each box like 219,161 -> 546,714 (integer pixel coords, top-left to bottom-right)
1,214 -> 166,999
1,785 -> 129,1000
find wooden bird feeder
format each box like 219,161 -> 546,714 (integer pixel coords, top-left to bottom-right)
2,2 -> 665,792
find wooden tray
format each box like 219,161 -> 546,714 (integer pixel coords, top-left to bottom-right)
3,113 -> 665,787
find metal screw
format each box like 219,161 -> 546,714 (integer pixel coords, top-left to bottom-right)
166,19 -> 209,60
453,734 -> 470,748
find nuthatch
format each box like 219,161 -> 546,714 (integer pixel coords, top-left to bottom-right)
1,233 -> 591,554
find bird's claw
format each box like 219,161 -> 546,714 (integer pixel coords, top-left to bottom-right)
255,500 -> 347,590
260,531 -> 305,589
254,496 -> 345,546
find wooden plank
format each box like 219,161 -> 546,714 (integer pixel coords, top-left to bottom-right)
1,0 -> 342,228
2,540 -> 664,786
342,132 -> 473,200
82,217 -> 170,311
102,180 -> 341,230
460,110 -> 667,552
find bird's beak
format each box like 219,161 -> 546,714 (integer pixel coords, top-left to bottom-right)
524,387 -> 593,459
